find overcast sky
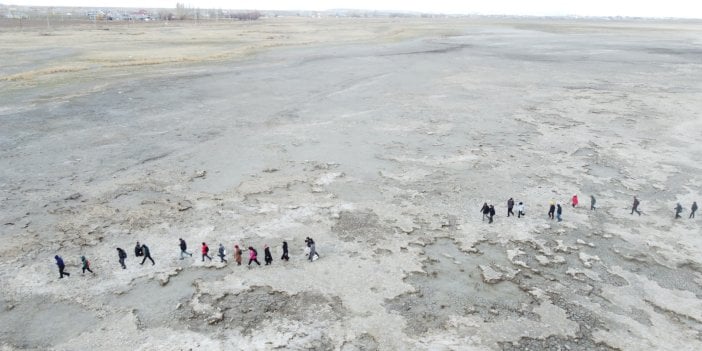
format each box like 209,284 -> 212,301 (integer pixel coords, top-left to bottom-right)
3,1 -> 702,18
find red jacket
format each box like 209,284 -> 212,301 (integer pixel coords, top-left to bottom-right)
202,244 -> 209,254
572,195 -> 579,206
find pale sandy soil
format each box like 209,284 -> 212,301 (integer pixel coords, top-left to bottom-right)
1,17 -> 702,351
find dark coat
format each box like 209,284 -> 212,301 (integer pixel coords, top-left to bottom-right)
117,248 -> 127,259
55,256 -> 65,268
281,242 -> 289,260
142,245 -> 150,257
180,239 -> 187,251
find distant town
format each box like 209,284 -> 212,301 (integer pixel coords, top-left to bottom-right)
0,2 -> 461,23
1,2 -> 698,31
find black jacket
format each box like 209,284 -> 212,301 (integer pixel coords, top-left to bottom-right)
180,240 -> 187,251
117,248 -> 127,259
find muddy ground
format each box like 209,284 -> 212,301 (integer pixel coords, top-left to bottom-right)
1,17 -> 702,350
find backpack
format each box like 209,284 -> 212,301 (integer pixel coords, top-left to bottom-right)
205,246 -> 209,253
252,248 -> 257,256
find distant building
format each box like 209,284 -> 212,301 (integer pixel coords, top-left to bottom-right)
131,9 -> 153,21
86,10 -> 105,20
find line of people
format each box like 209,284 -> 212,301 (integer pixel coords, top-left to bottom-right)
626,196 -> 697,219
52,196 -> 697,279
53,237 -> 319,279
482,195 -> 697,223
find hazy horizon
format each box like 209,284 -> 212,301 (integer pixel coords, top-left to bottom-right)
1,0 -> 701,19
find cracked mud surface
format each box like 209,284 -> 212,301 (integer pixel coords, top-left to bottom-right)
185,287 -> 346,335
1,17 -> 702,350
387,239 -> 535,334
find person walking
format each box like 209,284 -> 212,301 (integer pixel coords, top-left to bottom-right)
234,245 -> 242,266
81,256 -> 94,275
116,247 -> 127,269
631,196 -> 642,216
55,255 -> 70,279
308,239 -> 318,262
590,195 -> 596,211
179,238 -> 193,260
556,203 -> 563,222
134,242 -> 143,258
691,202 -> 698,219
517,202 -> 525,218
481,202 -> 490,222
548,202 -> 556,220
281,241 -> 289,261
248,246 -> 260,266
264,245 -> 273,265
217,243 -> 227,263
140,243 -> 155,265
572,194 -> 579,208
201,242 -> 212,262
675,203 -> 684,219
488,205 -> 496,224
507,198 -> 515,217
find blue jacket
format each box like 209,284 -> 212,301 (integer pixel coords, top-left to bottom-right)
55,256 -> 65,268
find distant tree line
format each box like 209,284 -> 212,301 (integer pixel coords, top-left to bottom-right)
229,11 -> 261,20
155,3 -> 260,21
